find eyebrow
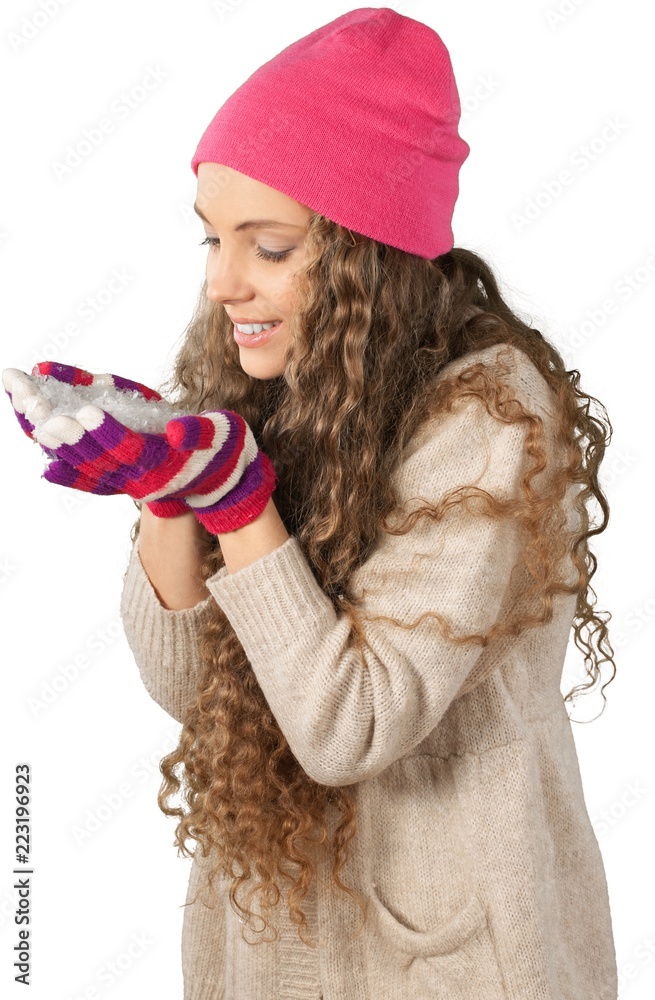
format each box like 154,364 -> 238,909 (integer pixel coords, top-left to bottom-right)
193,202 -> 304,231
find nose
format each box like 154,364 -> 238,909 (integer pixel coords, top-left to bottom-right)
205,247 -> 251,305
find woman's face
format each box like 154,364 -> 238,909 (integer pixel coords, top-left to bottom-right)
195,162 -> 313,379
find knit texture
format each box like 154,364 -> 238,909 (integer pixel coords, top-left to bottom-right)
120,343 -> 618,999
190,8 -> 470,259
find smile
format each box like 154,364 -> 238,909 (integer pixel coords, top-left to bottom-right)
233,321 -> 283,348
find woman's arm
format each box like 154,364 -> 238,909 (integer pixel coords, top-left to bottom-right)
215,497 -> 291,574
120,506 -> 216,723
120,501 -> 289,722
137,504 -> 212,610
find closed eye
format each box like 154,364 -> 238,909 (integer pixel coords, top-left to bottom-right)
199,236 -> 292,263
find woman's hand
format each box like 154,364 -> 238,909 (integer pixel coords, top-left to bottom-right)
3,363 -> 278,534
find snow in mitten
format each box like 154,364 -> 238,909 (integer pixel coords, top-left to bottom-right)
4,361 -> 165,437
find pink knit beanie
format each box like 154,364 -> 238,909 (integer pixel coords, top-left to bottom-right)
190,7 -> 470,259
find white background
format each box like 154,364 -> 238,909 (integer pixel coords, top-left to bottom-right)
1,1 -> 653,997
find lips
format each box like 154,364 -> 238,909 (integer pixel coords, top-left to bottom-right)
233,320 -> 283,348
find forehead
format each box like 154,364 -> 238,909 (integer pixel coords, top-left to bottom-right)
195,162 -> 313,229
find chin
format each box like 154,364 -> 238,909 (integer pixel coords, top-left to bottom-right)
238,354 -> 286,380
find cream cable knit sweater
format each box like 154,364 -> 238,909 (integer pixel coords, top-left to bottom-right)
120,343 -> 618,1000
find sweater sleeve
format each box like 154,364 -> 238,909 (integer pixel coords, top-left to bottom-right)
119,534 -> 215,724
203,349 -> 554,787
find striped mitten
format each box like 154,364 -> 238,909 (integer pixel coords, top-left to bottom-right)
3,363 -> 278,533
3,360 -> 188,518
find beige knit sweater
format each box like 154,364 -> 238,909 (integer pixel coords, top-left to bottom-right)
120,343 -> 618,1000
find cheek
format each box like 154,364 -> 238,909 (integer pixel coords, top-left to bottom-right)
281,267 -> 308,311
262,273 -> 296,316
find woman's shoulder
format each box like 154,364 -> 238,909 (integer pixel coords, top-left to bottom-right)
395,340 -> 561,487
433,340 -> 559,422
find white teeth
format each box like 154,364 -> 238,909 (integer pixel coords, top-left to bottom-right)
235,320 -> 280,335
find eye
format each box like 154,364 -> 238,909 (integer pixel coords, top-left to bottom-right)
255,246 -> 293,263
199,237 -> 292,263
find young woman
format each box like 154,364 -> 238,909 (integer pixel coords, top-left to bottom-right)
4,9 -> 618,999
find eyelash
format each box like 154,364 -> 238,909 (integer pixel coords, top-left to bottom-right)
199,236 -> 292,263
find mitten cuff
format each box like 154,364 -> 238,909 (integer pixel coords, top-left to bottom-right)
146,497 -> 189,518
193,455 -> 278,534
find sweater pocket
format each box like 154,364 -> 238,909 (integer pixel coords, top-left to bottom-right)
364,887 -> 506,998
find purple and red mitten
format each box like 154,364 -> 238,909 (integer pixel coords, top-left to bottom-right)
3,362 -> 278,533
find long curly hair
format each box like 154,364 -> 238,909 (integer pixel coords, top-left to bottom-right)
128,213 -> 616,949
